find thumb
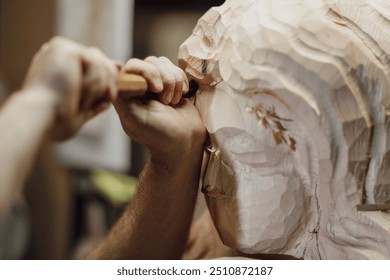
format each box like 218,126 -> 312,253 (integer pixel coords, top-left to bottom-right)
113,97 -> 148,137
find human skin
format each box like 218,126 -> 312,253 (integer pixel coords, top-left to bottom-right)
0,36 -> 206,258
0,37 -> 118,219
87,57 -> 207,259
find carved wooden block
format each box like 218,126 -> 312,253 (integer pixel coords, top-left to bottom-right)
179,0 -> 390,259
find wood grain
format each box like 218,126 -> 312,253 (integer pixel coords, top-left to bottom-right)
179,0 -> 390,259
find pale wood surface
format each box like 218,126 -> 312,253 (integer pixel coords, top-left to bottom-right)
179,0 -> 390,259
117,73 -> 148,98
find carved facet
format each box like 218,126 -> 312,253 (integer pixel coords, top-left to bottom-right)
179,0 -> 390,259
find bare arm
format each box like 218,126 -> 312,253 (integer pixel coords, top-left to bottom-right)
87,138 -> 203,259
0,89 -> 58,217
0,37 -> 118,219
87,57 -> 206,259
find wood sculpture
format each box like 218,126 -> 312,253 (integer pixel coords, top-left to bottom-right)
178,0 -> 390,259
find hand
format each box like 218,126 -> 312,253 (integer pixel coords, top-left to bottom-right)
22,37 -> 119,141
114,56 -> 206,166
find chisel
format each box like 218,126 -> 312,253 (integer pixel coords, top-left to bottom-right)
117,72 -> 199,99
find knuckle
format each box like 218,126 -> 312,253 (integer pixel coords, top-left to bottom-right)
144,56 -> 158,63
35,45 -> 50,59
174,65 -> 186,74
49,36 -> 69,50
158,56 -> 169,61
124,58 -> 142,68
149,67 -> 161,79
88,47 -> 103,57
50,36 -> 64,44
158,56 -> 174,65
45,37 -> 76,57
173,71 -> 182,81
163,74 -> 176,86
40,42 -> 51,52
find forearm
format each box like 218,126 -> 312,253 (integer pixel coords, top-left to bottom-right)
87,147 -> 204,259
0,88 -> 58,218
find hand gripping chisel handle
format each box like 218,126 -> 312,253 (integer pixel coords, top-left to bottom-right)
117,72 -> 199,99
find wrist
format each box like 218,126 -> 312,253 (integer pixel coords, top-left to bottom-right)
149,132 -> 206,174
19,85 -> 61,110
16,86 -> 61,126
144,150 -> 203,195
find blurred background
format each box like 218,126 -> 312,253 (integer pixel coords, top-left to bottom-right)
0,0 -> 223,259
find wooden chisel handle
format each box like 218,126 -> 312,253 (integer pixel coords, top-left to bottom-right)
117,72 -> 148,98
116,72 -> 199,99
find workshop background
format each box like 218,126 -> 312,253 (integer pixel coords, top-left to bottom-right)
0,0 -> 223,259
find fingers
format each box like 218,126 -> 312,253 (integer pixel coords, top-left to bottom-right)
124,56 -> 189,105
113,97 -> 149,142
80,47 -> 119,110
23,37 -> 85,120
144,56 -> 179,104
123,58 -> 163,93
36,37 -> 119,111
23,36 -> 123,141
